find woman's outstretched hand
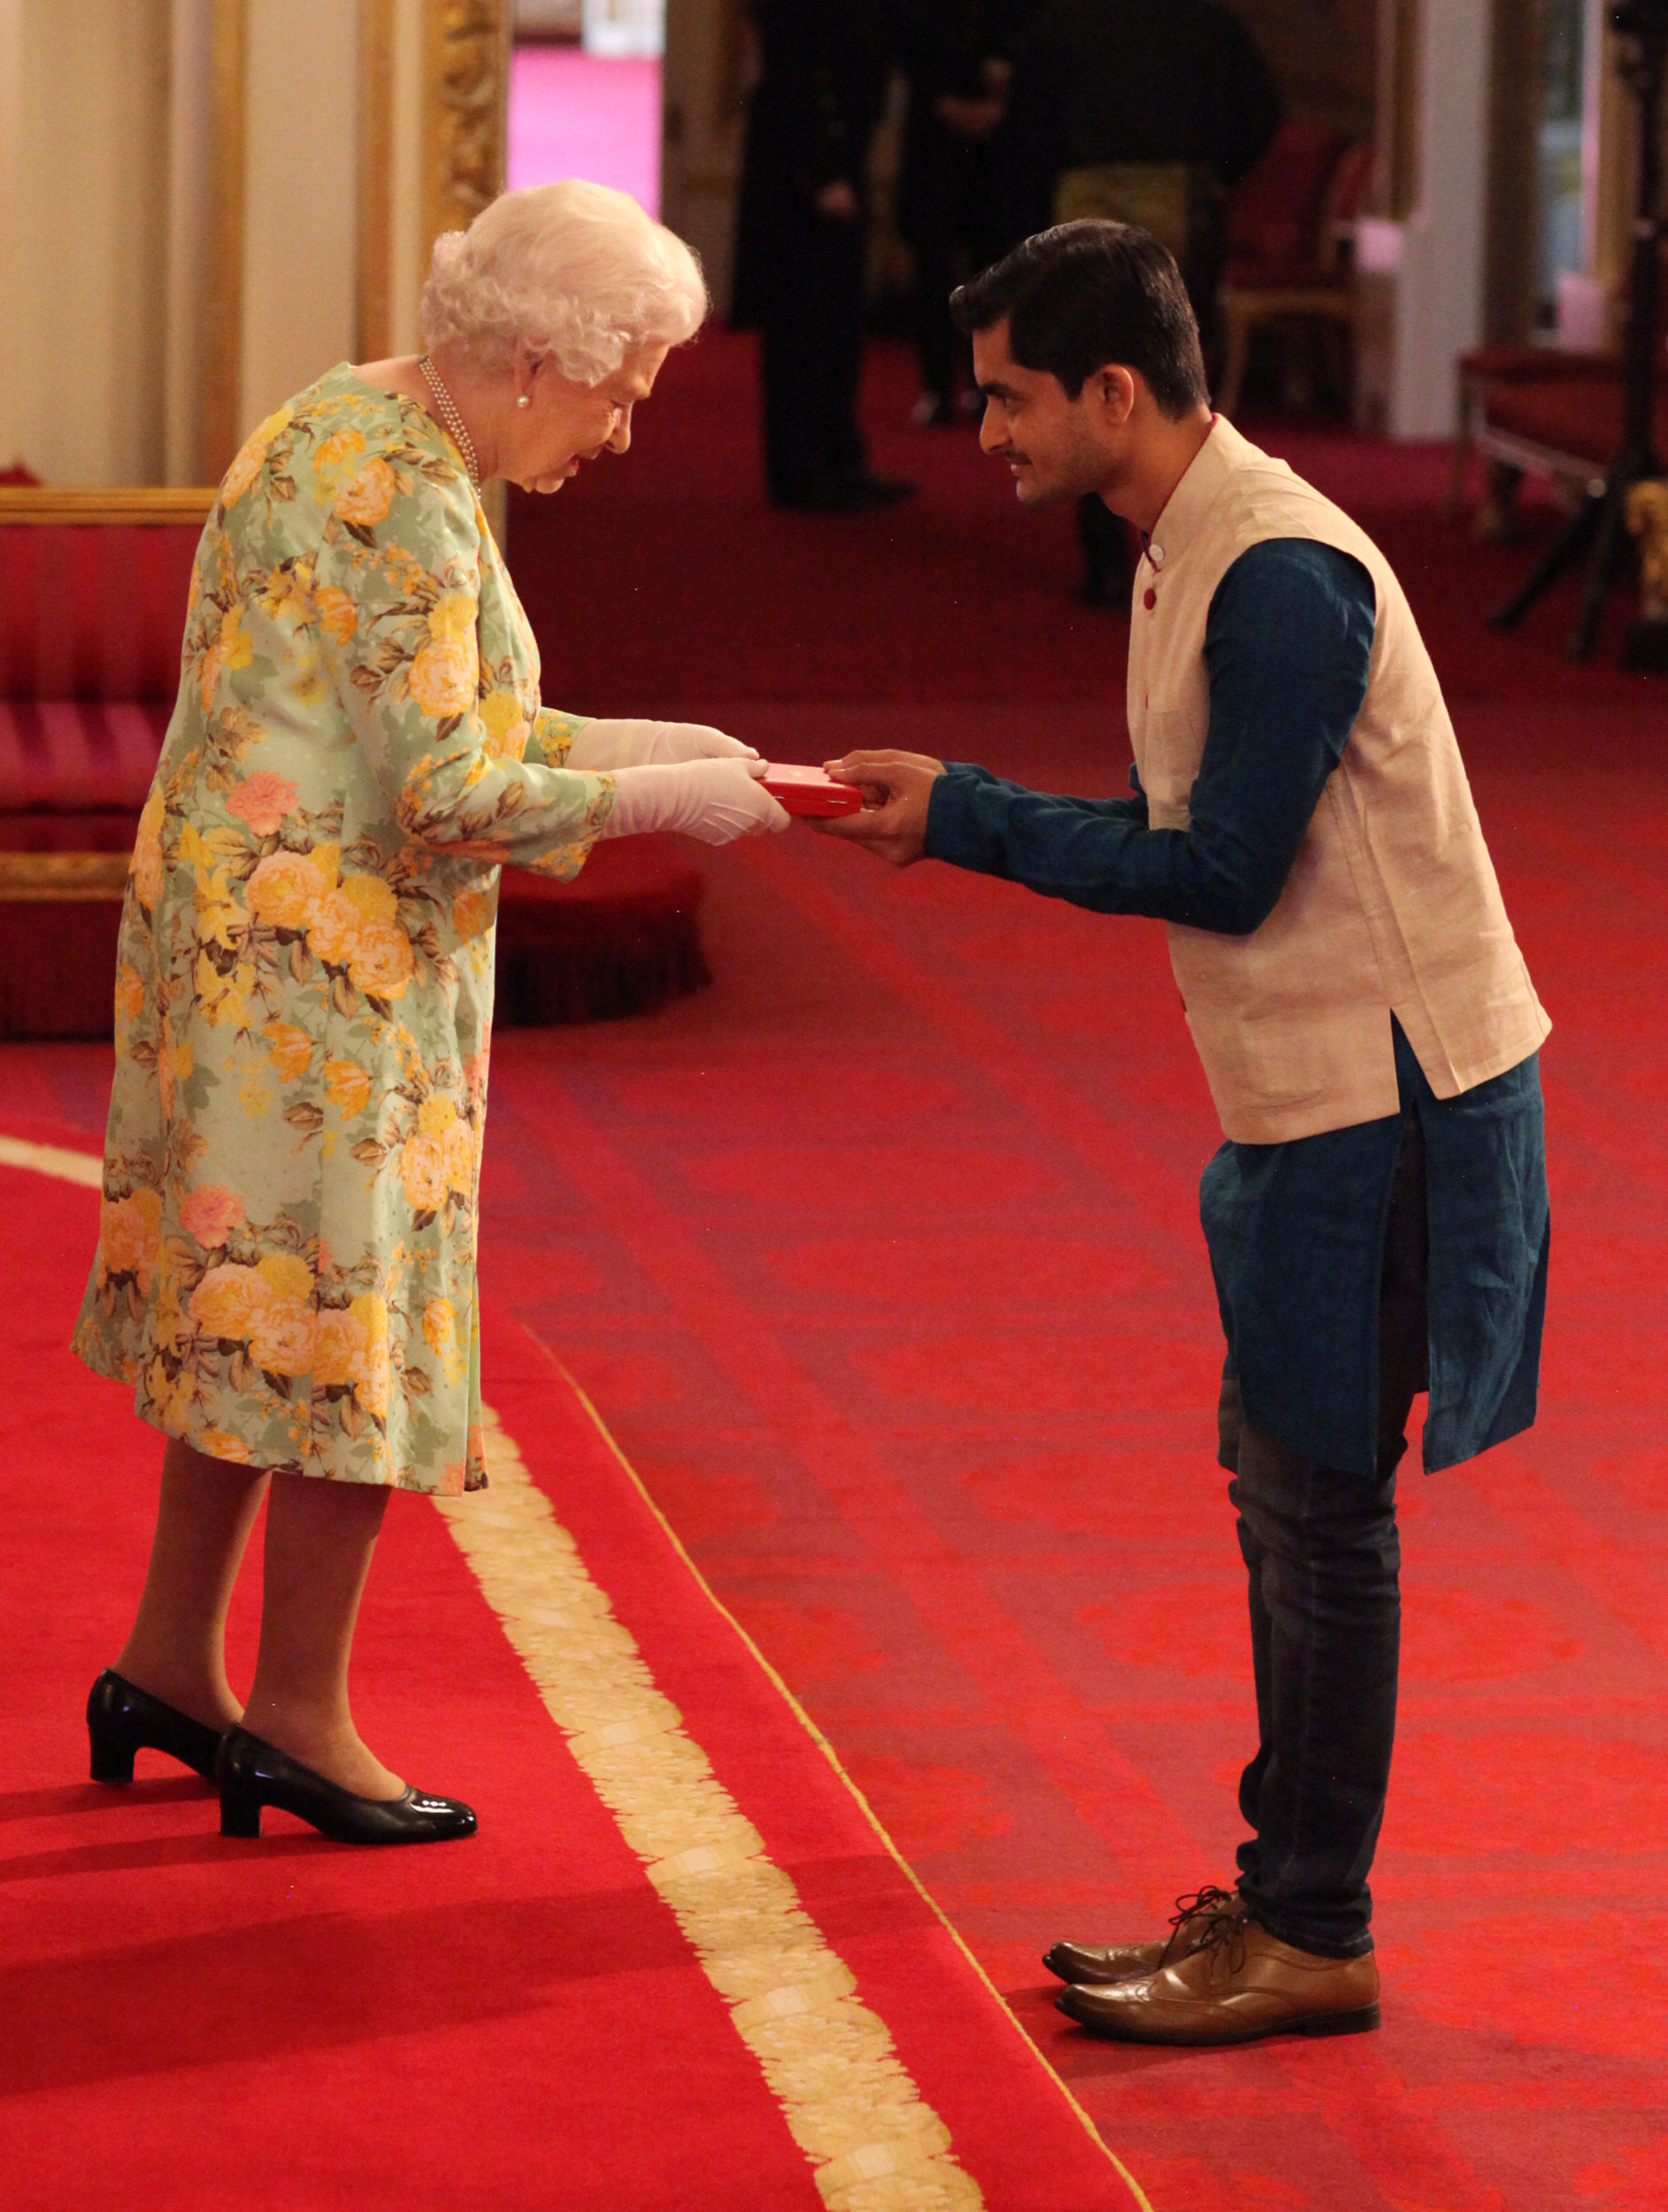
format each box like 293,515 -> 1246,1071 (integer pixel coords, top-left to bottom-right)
601,757 -> 790,843
565,718 -> 761,770
814,750 -> 946,867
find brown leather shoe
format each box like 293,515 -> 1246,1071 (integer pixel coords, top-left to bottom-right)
1057,1910 -> 1380,2045
1042,1883 -> 1241,1985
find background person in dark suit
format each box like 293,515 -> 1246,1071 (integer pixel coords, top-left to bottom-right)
732,0 -> 915,511
1011,0 -> 1281,600
893,1 -> 1041,426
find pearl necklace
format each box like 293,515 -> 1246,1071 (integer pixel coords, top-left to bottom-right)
417,355 -> 481,488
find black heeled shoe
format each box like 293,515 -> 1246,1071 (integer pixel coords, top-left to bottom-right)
215,1725 -> 478,1845
87,1669 -> 226,1784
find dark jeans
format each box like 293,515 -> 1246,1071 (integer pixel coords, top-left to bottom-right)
1218,1095 -> 1429,1959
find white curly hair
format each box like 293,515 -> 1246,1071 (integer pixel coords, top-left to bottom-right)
419,180 -> 708,382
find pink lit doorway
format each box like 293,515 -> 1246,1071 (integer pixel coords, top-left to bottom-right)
508,45 -> 663,216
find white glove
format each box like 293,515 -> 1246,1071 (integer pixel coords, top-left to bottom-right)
598,757 -> 791,845
565,718 -> 760,771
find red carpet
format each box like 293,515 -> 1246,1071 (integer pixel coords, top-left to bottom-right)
508,326 -> 1664,712
7,333 -> 1667,2209
2,1156 -> 1135,2209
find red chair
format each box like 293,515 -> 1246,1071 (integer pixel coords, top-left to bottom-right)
1449,250 -> 1668,537
1216,126 -> 1375,419
0,488 -> 709,1038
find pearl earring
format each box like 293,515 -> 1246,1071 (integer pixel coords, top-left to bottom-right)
516,394 -> 530,409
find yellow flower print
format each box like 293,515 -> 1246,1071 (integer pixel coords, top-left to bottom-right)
314,586 -> 357,644
153,1271 -> 191,1355
194,951 -> 254,1029
305,892 -> 358,969
113,961 -> 146,1036
335,457 -> 398,526
408,634 -> 478,718
313,1306 -> 368,1391
313,428 -> 366,484
262,1022 -> 312,1082
258,1251 -> 313,1305
247,848 -> 333,933
442,1118 -> 474,1199
238,1077 -> 273,1118
249,1296 -> 314,1378
452,886 -> 494,940
188,1261 -> 266,1340
417,1093 -> 457,1139
479,688 -> 528,761
158,1024 -> 194,1117
222,608 -> 255,669
197,1429 -> 253,1464
350,1291 -> 390,1416
347,921 -> 414,1001
98,1187 -> 163,1291
422,1296 -> 466,1385
145,1355 -> 196,1428
131,788 -> 165,914
428,590 -> 476,641
258,561 -> 313,626
339,873 -> 398,926
400,1132 -> 448,1213
193,864 -> 244,952
321,1057 -> 373,1119
198,604 -> 256,713
221,403 -> 295,508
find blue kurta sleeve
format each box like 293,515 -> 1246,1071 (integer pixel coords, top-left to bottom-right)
923,539 -> 1377,934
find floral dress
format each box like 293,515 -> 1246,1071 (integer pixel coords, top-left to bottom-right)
73,365 -> 614,1493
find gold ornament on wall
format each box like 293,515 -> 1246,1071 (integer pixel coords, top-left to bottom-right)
1625,479 -> 1668,623
423,0 -> 512,253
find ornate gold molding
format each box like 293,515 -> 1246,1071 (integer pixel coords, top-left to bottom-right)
357,0 -> 396,361
422,0 -> 511,252
199,0 -> 249,483
0,852 -> 131,902
0,487 -> 216,525
422,0 -> 511,542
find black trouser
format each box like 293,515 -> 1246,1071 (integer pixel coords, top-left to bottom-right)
904,127 -> 1012,407
1218,1098 -> 1428,1959
760,204 -> 868,504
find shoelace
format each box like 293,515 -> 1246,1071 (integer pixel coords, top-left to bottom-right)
1159,1885 -> 1246,1968
1188,1901 -> 1253,1980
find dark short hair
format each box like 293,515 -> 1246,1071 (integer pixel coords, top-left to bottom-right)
949,221 -> 1208,419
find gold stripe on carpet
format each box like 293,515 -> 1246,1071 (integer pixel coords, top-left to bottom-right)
9,1136 -> 1141,2209
557,1367 -> 1151,2212
438,1403 -> 984,2212
0,1135 -> 104,1187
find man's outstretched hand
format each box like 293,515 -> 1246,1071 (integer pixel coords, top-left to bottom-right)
816,750 -> 946,867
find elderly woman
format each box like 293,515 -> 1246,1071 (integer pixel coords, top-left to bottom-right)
74,181 -> 787,1845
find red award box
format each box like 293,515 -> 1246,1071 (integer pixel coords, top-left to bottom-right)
760,764 -> 865,817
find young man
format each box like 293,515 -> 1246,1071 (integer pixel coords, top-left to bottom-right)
821,222 -> 1550,2047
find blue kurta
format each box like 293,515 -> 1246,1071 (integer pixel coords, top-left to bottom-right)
925,538 -> 1549,1478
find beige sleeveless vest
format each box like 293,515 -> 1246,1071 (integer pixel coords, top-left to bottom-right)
1127,416 -> 1549,1144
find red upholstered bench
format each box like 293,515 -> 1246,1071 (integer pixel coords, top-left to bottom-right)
1452,244 -> 1668,535
0,488 -> 708,1038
